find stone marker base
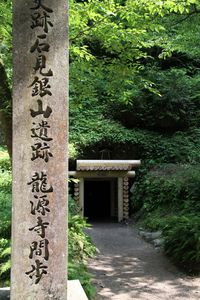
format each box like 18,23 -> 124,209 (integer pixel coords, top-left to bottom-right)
68,280 -> 88,300
0,280 -> 88,300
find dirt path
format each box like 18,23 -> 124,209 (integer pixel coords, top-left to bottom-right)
86,222 -> 200,300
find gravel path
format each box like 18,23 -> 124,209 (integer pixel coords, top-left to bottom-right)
86,222 -> 200,300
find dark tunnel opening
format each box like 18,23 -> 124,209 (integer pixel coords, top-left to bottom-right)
84,179 -> 117,221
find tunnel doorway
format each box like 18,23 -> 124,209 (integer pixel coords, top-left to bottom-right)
84,179 -> 117,221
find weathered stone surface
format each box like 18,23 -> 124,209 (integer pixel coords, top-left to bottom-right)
139,230 -> 163,248
1,281 -> 89,300
12,0 -> 68,299
150,231 -> 162,240
153,238 -> 164,248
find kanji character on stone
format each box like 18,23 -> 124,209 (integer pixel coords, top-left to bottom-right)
29,77 -> 52,97
31,120 -> 53,141
27,171 -> 53,193
26,259 -> 48,284
31,141 -> 53,163
29,216 -> 49,238
30,99 -> 52,118
30,34 -> 50,53
31,11 -> 53,34
29,239 -> 49,261
34,55 -> 53,76
30,195 -> 50,216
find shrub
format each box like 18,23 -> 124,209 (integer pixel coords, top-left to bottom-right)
0,170 -> 11,193
0,170 -> 12,239
68,193 -> 80,216
0,169 -> 11,286
132,164 -> 200,214
0,157 -> 11,172
134,164 -> 200,273
0,149 -> 11,172
68,214 -> 96,264
0,239 -> 11,287
68,196 -> 96,298
112,68 -> 200,131
68,261 -> 96,299
163,215 -> 200,273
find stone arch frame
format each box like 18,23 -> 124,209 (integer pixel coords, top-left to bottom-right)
69,160 -> 141,222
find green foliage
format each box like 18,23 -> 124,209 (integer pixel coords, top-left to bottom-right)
0,0 -> 12,82
68,143 -> 78,160
0,170 -> 11,239
134,164 -> 200,272
69,0 -> 200,119
0,157 -> 11,172
70,102 -> 200,162
136,210 -> 170,232
68,214 -> 96,263
68,194 -> 80,215
163,215 -> 200,273
68,196 -> 96,299
68,261 -> 96,299
133,172 -> 181,213
133,165 -> 200,213
0,168 -> 11,286
0,238 -> 10,287
110,68 -> 200,131
0,190 -> 11,240
68,0 -> 200,180
0,170 -> 11,194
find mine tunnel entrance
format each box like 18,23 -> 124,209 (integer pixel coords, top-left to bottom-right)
84,179 -> 118,221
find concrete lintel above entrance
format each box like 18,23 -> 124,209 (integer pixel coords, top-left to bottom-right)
69,171 -> 136,178
76,160 -> 141,171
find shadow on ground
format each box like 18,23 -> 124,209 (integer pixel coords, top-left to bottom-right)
86,223 -> 200,300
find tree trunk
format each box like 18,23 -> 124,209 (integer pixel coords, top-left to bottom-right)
0,111 -> 12,158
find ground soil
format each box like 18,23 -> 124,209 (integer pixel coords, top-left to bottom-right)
86,222 -> 200,300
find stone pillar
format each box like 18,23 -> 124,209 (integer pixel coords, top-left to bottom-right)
123,177 -> 129,220
12,0 -> 68,299
118,177 -> 123,222
74,181 -> 80,204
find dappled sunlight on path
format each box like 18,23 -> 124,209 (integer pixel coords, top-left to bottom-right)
86,223 -> 200,300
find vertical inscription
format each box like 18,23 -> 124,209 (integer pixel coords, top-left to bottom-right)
26,172 -> 53,283
27,0 -> 54,285
29,0 -> 53,169
12,0 -> 68,299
